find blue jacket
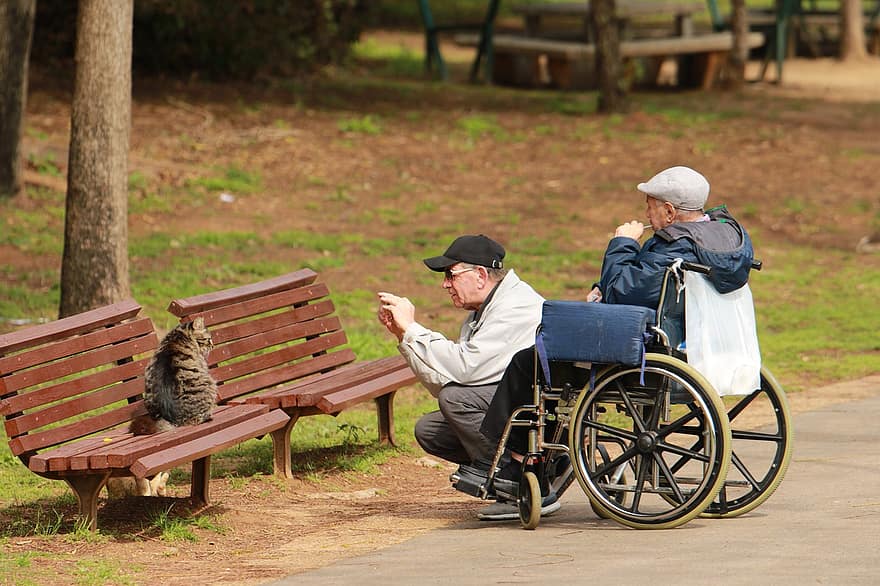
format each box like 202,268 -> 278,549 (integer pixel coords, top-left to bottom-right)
598,206 -> 754,310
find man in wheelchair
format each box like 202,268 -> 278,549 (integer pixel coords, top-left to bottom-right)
460,166 -> 756,521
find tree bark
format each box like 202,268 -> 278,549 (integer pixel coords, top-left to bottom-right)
60,0 -> 133,317
0,0 -> 36,199
839,0 -> 867,60
723,0 -> 749,89
591,0 -> 628,113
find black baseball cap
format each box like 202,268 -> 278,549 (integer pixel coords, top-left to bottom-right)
423,234 -> 505,271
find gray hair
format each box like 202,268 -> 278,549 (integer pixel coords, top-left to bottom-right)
459,263 -> 508,282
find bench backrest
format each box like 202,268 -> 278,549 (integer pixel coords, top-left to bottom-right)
0,300 -> 157,463
167,269 -> 356,404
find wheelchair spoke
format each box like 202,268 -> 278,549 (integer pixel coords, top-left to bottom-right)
726,389 -> 760,421
732,429 -> 784,442
615,379 -> 649,434
653,407 -> 703,441
590,444 -> 638,481
655,439 -> 712,464
584,419 -> 638,443
729,450 -> 762,491
653,452 -> 686,503
631,452 -> 651,511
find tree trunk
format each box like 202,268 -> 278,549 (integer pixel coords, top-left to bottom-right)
60,0 -> 133,318
723,0 -> 749,89
591,0 -> 628,113
839,0 -> 867,60
0,0 -> 36,199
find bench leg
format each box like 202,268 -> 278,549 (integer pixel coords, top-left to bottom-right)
375,391 -> 397,447
191,456 -> 211,507
270,413 -> 299,479
65,472 -> 111,531
678,52 -> 724,90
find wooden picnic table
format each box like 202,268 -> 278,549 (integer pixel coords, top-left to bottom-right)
513,0 -> 705,40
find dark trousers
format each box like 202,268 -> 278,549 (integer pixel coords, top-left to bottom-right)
480,347 -> 589,455
414,383 -> 498,465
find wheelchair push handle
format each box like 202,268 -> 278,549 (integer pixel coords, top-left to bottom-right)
680,261 -> 712,275
679,259 -> 762,275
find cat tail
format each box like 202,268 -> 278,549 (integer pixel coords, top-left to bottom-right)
129,414 -> 174,435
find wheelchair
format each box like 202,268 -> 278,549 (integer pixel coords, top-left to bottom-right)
455,260 -> 792,530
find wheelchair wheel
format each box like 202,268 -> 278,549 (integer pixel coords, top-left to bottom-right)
701,367 -> 793,518
518,471 -> 541,530
569,353 -> 731,529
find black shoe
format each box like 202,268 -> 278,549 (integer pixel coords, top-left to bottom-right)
491,459 -> 522,501
451,457 -> 501,498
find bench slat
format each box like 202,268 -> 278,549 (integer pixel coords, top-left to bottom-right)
216,348 -> 357,402
317,366 -> 418,414
209,315 -> 342,366
80,404 -> 273,469
179,283 -> 330,329
32,429 -> 134,468
235,356 -> 406,408
0,317 -> 154,375
130,409 -> 290,478
283,355 -> 414,408
210,330 -> 347,385
31,404 -> 265,472
166,269 -> 318,316
0,356 -> 149,417
457,31 -> 765,58
207,300 -> 336,347
5,376 -> 146,438
0,332 -> 156,395
0,300 -> 142,356
20,401 -> 142,466
240,357 -> 400,407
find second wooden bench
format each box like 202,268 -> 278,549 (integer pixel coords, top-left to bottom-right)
167,269 -> 418,478
457,31 -> 766,89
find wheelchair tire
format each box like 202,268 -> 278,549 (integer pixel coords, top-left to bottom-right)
701,366 -> 793,518
569,353 -> 731,529
518,471 -> 541,530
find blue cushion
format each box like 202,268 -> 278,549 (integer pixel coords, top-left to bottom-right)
538,301 -> 656,366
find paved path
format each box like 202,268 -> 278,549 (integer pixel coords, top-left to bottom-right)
273,383 -> 880,585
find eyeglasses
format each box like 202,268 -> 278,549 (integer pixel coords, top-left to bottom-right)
444,266 -> 477,281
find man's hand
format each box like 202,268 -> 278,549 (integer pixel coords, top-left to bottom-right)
586,286 -> 602,303
614,220 -> 645,241
377,292 -> 415,342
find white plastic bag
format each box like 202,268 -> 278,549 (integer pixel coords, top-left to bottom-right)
684,273 -> 761,396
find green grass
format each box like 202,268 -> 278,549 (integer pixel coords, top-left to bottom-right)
337,115 -> 383,135
187,166 -> 262,195
0,550 -> 64,586
73,559 -> 138,586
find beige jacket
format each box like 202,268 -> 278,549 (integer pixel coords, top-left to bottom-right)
398,269 -> 544,397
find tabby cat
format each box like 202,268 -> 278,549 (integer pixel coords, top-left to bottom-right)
130,316 -> 218,435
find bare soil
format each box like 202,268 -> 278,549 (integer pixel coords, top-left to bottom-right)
3,31 -> 880,585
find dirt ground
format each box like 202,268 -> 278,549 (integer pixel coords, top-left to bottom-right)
3,30 -> 880,585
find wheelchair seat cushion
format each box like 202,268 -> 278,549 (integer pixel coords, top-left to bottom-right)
538,301 -> 656,366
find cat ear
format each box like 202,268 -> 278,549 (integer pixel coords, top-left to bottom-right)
192,316 -> 204,329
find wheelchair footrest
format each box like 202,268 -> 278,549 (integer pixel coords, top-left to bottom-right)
450,466 -> 491,499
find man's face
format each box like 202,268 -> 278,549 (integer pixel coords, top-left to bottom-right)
442,263 -> 486,311
645,195 -> 675,231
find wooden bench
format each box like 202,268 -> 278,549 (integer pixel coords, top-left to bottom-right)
167,269 -> 418,479
0,300 -> 290,530
456,31 -> 766,89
